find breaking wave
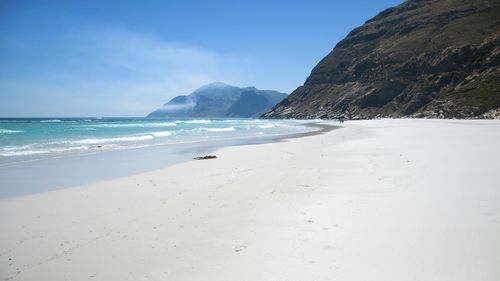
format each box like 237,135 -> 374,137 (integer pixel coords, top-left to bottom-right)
0,129 -> 24,134
204,127 -> 236,132
90,122 -> 176,128
177,120 -> 211,124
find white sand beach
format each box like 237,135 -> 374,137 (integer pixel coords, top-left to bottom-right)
1,119 -> 499,281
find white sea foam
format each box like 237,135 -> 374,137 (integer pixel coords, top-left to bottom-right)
178,120 -> 211,124
1,144 -> 34,151
204,127 -> 236,132
0,129 -> 24,134
143,131 -> 174,137
40,119 -> 62,123
40,119 -> 77,123
0,150 -> 51,157
258,124 -> 276,129
221,119 -> 241,123
0,131 -> 175,157
0,145 -> 102,157
91,122 -> 176,128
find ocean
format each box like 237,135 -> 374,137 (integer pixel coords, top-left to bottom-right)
0,118 -> 316,197
0,118 -> 313,161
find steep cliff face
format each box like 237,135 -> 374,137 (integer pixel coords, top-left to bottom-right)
263,0 -> 500,119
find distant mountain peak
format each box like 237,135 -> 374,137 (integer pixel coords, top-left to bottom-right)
195,81 -> 232,91
209,81 -> 230,87
147,83 -> 287,118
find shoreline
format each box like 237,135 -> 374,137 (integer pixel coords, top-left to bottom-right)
1,119 -> 499,280
0,122 -> 334,198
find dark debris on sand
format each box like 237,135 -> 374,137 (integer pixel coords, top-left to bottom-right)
193,155 -> 217,160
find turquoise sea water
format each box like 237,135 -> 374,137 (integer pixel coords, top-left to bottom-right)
0,118 -> 316,197
0,118 -> 312,162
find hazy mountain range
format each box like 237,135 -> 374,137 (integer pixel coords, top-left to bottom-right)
263,0 -> 500,119
147,82 -> 287,118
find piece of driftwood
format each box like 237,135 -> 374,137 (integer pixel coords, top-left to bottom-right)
193,155 -> 217,160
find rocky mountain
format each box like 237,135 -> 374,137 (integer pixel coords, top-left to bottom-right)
262,0 -> 500,119
147,82 -> 287,118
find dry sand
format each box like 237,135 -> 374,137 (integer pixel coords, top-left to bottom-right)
1,119 -> 499,281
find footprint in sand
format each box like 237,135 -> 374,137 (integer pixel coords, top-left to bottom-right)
323,244 -> 336,250
233,245 -> 247,252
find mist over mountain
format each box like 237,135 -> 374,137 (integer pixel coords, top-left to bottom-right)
263,0 -> 500,119
147,82 -> 287,118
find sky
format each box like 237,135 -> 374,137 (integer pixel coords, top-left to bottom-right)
0,0 -> 403,117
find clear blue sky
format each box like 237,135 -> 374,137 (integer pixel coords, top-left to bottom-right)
0,0 -> 403,117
